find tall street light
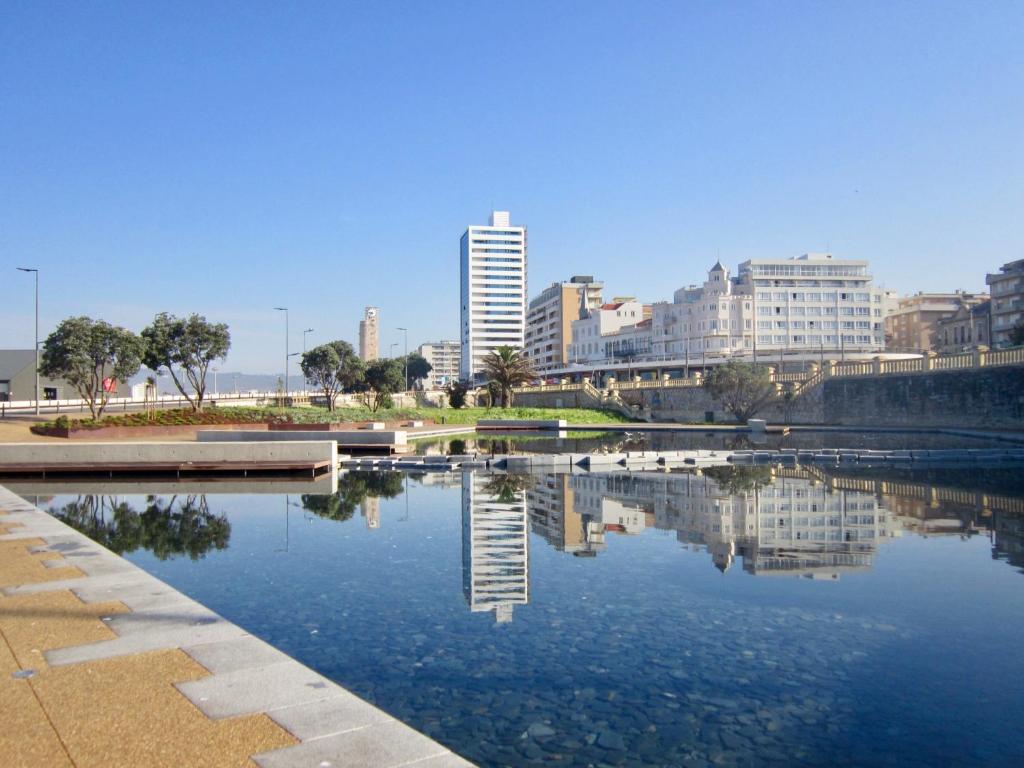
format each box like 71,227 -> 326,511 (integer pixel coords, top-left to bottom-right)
397,326 -> 408,391
16,267 -> 39,414
274,307 -> 289,395
302,328 -> 314,394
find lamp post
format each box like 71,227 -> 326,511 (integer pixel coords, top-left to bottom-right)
274,307 -> 289,395
212,367 -> 218,396
397,326 -> 408,390
389,343 -> 398,358
16,267 -> 39,414
302,329 -> 314,393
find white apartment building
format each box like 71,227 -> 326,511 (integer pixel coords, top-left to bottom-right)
460,211 -> 527,382
740,253 -> 886,355
417,340 -> 460,389
650,261 -> 755,359
567,299 -> 649,364
566,254 -> 885,375
525,276 -> 604,372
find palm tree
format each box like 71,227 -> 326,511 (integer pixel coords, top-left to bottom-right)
480,346 -> 537,408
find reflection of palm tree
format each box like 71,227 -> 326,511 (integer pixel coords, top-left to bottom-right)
301,471 -> 406,521
482,474 -> 533,504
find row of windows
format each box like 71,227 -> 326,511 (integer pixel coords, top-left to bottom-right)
756,291 -> 873,302
755,334 -> 877,344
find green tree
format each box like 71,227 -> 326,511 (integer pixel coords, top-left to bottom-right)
300,341 -> 364,411
301,471 -> 405,521
445,379 -> 470,409
404,353 -> 433,389
700,465 -> 774,494
141,313 -> 231,412
39,316 -> 144,418
482,473 -> 533,504
362,358 -> 405,412
703,361 -> 778,423
1009,319 -> 1024,346
480,345 -> 536,408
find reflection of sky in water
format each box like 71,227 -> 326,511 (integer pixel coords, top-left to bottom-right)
43,467 -> 1024,767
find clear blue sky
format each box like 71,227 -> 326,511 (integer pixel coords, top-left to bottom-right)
2,1 -> 1022,373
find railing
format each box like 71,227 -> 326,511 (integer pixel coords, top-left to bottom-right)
514,344 -> 1024,399
0,390 -> 311,418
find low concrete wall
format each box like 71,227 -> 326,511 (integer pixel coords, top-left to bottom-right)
477,419 -> 567,430
198,430 -> 407,447
0,440 -> 338,466
822,366 -> 1024,429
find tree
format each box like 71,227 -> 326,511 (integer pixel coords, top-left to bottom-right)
40,316 -> 144,419
404,353 -> 432,390
480,345 -> 536,408
141,313 -> 230,412
301,471 -> 405,521
362,358 -> 405,412
445,379 -> 470,409
703,361 -> 778,423
300,341 -> 364,412
1010,319 -> 1024,347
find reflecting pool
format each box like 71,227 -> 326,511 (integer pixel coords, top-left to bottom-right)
25,463 -> 1024,767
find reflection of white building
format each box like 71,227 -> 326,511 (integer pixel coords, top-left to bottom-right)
360,497 -> 380,529
565,469 -> 901,578
462,472 -> 529,623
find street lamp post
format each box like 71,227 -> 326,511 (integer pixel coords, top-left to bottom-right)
274,307 -> 289,396
302,329 -> 314,393
16,267 -> 39,415
397,327 -> 408,390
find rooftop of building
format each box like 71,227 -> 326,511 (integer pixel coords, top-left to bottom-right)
0,350 -> 36,380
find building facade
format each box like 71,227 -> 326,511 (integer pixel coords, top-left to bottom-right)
935,301 -> 991,353
986,259 -> 1024,347
417,340 -> 461,389
567,299 -> 650,364
460,211 -> 527,382
525,276 -> 604,373
739,253 -> 886,356
359,307 -> 379,361
562,253 -> 885,376
0,349 -> 131,403
885,292 -> 988,353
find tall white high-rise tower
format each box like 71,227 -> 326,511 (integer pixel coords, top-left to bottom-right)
460,210 -> 527,382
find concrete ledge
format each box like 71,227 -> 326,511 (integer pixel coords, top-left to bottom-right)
477,419 -> 567,431
198,430 -> 407,447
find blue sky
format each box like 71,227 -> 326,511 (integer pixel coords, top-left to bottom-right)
2,1 -> 1022,373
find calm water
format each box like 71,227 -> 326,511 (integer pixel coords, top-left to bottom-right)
413,429 -> 1021,456
31,463 -> 1024,767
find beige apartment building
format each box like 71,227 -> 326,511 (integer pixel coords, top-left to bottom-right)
525,276 -> 603,372
935,301 -> 991,354
885,292 -> 988,353
417,340 -> 460,389
986,259 -> 1024,347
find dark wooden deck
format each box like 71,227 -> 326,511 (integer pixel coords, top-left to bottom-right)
0,459 -> 334,479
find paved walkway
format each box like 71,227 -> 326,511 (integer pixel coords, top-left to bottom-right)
0,485 -> 472,768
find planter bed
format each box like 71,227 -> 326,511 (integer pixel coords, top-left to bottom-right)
33,423 -> 271,439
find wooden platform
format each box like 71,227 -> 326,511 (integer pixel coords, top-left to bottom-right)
0,460 -> 333,479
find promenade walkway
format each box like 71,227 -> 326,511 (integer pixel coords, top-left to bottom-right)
0,486 -> 471,768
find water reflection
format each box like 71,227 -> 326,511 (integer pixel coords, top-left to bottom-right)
49,494 -> 230,560
524,465 -> 1024,577
461,474 -> 531,623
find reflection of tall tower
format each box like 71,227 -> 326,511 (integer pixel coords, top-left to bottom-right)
462,472 -> 529,623
359,307 -> 379,361
361,497 -> 381,529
